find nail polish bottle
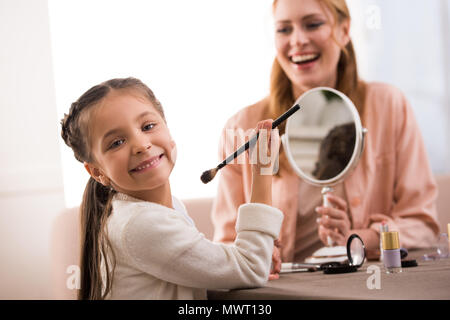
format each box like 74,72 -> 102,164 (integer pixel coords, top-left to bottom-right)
379,220 -> 388,261
381,231 -> 402,274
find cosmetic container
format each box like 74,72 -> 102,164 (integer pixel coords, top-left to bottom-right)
381,231 -> 402,274
379,220 -> 388,261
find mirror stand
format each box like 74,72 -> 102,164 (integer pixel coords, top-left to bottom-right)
321,186 -> 335,247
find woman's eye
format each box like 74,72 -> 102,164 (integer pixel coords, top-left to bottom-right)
306,22 -> 324,30
143,123 -> 156,131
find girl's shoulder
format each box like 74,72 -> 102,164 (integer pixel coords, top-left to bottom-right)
111,193 -> 191,224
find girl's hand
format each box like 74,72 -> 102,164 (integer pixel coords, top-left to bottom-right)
249,119 -> 280,206
316,193 -> 351,246
269,240 -> 282,280
249,120 -> 280,176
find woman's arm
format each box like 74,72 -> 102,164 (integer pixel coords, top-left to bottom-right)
366,92 -> 439,248
317,87 -> 439,249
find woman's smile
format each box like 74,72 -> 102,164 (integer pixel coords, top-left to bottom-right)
289,52 -> 321,70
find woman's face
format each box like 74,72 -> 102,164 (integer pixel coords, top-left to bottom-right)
273,0 -> 350,96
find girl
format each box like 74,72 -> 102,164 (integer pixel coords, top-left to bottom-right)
212,0 -> 439,268
60,77 -> 283,299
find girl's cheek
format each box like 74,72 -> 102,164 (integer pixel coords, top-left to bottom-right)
169,140 -> 177,165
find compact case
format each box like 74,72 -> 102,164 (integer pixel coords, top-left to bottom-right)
322,234 -> 366,274
280,234 -> 366,274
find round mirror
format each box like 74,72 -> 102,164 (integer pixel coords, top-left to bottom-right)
281,87 -> 367,247
281,87 -> 366,187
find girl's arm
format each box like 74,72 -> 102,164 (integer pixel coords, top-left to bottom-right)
249,120 -> 279,206
118,120 -> 282,290
121,200 -> 283,290
211,119 -> 279,244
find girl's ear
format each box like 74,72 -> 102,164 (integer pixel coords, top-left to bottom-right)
84,162 -> 111,186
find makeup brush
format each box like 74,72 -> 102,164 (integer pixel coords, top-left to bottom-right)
201,103 -> 301,184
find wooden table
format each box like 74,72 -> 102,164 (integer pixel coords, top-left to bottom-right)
208,249 -> 450,300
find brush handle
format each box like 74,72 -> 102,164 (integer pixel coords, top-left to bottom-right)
217,104 -> 300,169
272,103 -> 300,128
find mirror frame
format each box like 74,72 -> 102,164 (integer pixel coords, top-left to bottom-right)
282,87 -> 366,187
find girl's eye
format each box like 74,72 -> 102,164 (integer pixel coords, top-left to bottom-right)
109,139 -> 124,149
143,123 -> 156,131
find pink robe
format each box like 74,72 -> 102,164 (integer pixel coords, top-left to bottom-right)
211,82 -> 440,262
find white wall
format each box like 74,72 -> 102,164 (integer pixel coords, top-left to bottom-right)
48,0 -> 275,208
0,0 -> 65,299
348,0 -> 450,174
50,0 -> 450,209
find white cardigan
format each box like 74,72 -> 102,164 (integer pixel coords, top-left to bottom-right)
104,192 -> 283,300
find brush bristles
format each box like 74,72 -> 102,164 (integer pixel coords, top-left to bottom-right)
201,168 -> 218,184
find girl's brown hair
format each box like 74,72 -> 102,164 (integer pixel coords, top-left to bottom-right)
269,0 -> 366,174
60,77 -> 165,299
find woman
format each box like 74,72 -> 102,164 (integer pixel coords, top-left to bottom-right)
211,0 -> 439,272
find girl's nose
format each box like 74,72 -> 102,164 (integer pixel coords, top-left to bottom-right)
131,135 -> 152,155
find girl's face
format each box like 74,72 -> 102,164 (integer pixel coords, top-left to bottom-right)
273,0 -> 350,96
85,90 -> 176,201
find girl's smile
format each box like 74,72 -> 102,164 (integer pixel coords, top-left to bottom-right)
129,153 -> 165,174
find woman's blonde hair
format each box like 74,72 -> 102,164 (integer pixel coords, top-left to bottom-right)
269,0 -> 366,174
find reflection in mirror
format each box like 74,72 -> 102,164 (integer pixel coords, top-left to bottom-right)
312,122 -> 355,180
286,89 -> 357,183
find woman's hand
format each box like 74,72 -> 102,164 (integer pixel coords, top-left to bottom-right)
316,193 -> 351,246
